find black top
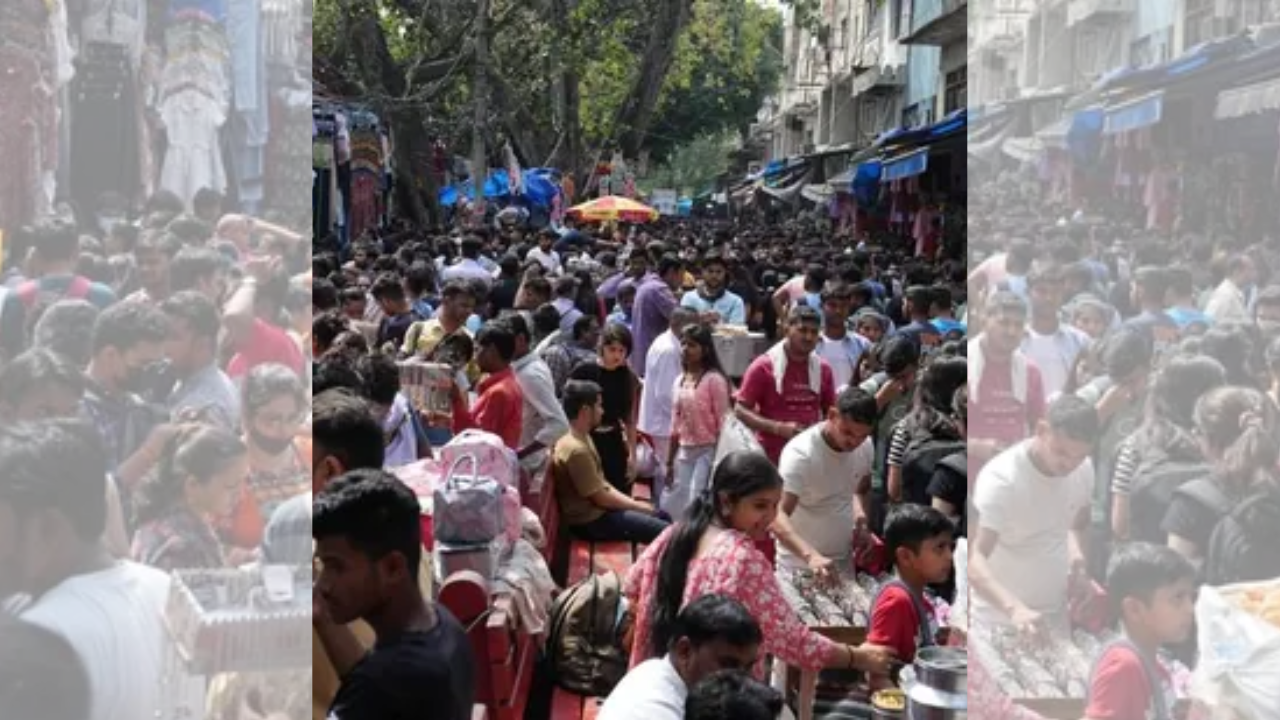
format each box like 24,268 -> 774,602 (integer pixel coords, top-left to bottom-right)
569,362 -> 636,427
926,456 -> 968,538
488,277 -> 520,318
378,311 -> 420,350
1161,492 -> 1219,552
329,604 -> 476,720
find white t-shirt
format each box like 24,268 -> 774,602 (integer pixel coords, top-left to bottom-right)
817,332 -> 870,392
638,331 -> 681,438
971,441 -> 1092,626
777,424 -> 874,569
527,247 -> 562,275
21,562 -> 178,720
1019,325 -> 1089,401
598,655 -> 686,720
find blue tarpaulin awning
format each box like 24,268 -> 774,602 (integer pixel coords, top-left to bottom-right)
881,149 -> 929,182
1104,91 -> 1164,134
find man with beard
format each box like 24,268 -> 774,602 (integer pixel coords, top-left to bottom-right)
969,396 -> 1097,635
160,291 -> 240,430
736,305 -> 836,464
966,292 -> 1046,483
314,469 -> 475,720
681,253 -> 746,326
82,302 -> 173,495
0,420 -> 179,720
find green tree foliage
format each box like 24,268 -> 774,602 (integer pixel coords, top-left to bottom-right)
314,0 -> 782,221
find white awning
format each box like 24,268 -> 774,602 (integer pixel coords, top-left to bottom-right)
1216,75 -> 1280,119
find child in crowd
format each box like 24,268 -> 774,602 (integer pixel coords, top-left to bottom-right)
1083,542 -> 1196,720
867,504 -> 955,689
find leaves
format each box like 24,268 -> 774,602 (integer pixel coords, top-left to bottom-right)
314,0 -> 782,177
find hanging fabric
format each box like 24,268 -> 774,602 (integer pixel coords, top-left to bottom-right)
0,0 -> 61,233
70,41 -> 143,213
157,11 -> 231,206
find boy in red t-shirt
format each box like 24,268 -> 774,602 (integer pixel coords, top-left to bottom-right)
868,504 -> 955,689
1084,542 -> 1196,720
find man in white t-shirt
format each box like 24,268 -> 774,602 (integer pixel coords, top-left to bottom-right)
637,308 -> 696,505
599,594 -> 762,720
1019,264 -> 1090,400
0,420 -> 179,720
815,282 -> 870,391
776,386 -> 877,571
527,230 -> 563,276
970,395 -> 1097,634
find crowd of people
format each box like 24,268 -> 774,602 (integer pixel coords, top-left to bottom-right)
305,207 -> 972,719
966,168 -> 1280,718
0,190 -> 313,720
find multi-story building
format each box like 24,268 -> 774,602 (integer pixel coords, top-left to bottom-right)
970,0 -> 1034,106
899,0 -> 967,124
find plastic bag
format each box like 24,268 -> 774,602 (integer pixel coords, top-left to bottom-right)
712,412 -> 765,472
1191,581 -> 1280,719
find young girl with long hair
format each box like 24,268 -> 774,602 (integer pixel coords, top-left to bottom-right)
663,323 -> 734,522
625,451 -> 897,676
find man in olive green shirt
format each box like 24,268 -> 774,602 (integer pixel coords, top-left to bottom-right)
551,380 -> 669,544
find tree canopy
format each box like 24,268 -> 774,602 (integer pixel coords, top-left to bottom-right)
314,0 -> 782,223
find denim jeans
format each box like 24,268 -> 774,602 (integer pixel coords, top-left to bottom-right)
572,510 -> 670,545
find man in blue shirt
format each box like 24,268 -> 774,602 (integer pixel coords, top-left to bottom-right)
681,253 -> 746,325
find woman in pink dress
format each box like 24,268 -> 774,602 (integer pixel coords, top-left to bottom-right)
624,451 -> 896,676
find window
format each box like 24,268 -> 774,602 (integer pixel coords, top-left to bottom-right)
944,67 -> 967,114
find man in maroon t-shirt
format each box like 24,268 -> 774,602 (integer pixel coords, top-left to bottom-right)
736,305 -> 837,463
968,292 -> 1045,484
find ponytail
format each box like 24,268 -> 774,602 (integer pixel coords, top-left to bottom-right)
649,490 -> 718,657
1195,387 -> 1280,495
647,451 -> 782,657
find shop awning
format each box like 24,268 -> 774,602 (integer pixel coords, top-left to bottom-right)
1216,75 -> 1280,119
1103,91 -> 1164,134
881,149 -> 929,183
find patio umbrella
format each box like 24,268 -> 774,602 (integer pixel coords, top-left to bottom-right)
567,195 -> 659,223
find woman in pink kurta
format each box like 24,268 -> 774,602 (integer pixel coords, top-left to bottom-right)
624,451 -> 896,677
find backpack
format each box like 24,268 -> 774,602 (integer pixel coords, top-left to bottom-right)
1128,451 -> 1211,545
1175,479 -> 1280,585
546,570 -> 628,696
869,578 -> 937,652
16,276 -> 92,340
1085,639 -> 1171,720
900,435 -> 966,507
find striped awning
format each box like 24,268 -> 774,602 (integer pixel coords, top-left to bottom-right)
881,149 -> 929,183
1216,75 -> 1280,119
1103,91 -> 1164,134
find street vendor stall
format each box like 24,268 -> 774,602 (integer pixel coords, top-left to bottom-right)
567,195 -> 659,224
711,325 -> 769,379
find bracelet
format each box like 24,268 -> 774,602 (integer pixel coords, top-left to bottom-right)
846,644 -> 857,670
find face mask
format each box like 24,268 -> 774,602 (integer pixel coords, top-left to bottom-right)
249,427 -> 295,456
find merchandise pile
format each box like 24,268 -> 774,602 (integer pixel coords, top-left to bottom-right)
971,626 -> 1192,700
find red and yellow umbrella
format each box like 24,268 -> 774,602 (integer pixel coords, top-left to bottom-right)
567,195 -> 659,223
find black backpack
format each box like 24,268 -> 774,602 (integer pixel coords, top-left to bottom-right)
900,435 -> 966,507
1128,451 -> 1211,545
546,570 -> 628,696
1175,479 -> 1280,585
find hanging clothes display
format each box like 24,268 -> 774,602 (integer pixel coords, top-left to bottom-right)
70,41 -> 143,213
313,111 -> 337,238
0,0 -> 61,233
225,0 -> 269,214
348,110 -> 385,240
263,0 -> 310,223
157,8 -> 231,206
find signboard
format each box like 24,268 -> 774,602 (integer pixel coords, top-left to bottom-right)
652,189 -> 678,216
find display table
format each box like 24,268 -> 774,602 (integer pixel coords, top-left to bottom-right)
713,331 -> 769,378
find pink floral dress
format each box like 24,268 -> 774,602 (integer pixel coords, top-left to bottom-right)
625,525 -> 839,675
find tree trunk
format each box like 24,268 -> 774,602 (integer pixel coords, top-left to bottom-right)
470,0 -> 491,223
614,0 -> 693,159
